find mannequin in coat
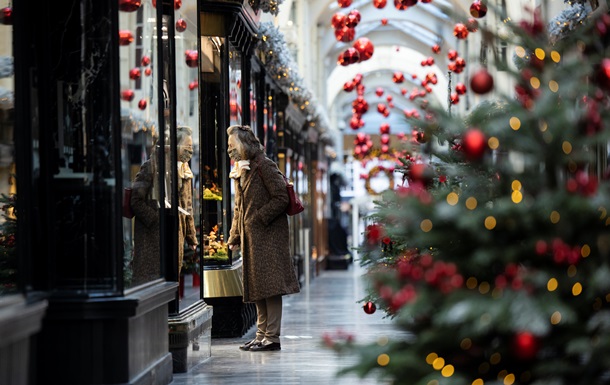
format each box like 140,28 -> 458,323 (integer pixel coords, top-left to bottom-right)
131,126 -> 198,286
226,125 -> 300,352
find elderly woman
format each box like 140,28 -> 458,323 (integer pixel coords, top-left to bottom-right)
131,126 -> 198,286
226,125 -> 300,352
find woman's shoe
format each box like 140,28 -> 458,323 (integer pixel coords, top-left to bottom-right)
239,339 -> 261,351
249,341 -> 281,352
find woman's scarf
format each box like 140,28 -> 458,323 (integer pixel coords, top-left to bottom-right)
229,160 -> 251,180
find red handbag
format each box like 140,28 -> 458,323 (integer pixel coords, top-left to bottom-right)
257,168 -> 304,216
282,175 -> 304,216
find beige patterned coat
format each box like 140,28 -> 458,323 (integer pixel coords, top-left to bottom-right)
227,153 -> 300,302
131,158 -> 198,286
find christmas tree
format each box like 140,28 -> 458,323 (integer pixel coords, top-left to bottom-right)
327,2 -> 610,385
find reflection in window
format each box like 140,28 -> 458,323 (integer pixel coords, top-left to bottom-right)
0,23 -> 15,295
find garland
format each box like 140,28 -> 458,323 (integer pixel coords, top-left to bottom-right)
257,22 -> 332,144
249,0 -> 284,16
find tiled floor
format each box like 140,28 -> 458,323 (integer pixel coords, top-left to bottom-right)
170,263 -> 406,385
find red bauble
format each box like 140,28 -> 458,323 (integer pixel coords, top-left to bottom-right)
409,163 -> 433,186
119,0 -> 142,12
353,37 -> 374,62
345,13 -> 360,28
450,92 -> 460,104
380,134 -> 390,145
339,48 -> 360,66
118,30 -> 134,46
138,99 -> 147,110
349,116 -> 363,130
395,0 -> 418,8
381,18 -> 388,26
121,89 -> 135,102
392,71 -> 405,83
176,18 -> 187,32
349,9 -> 361,22
432,44 -> 441,54
512,332 -> 539,360
363,301 -> 377,314
141,55 -> 151,66
334,26 -> 356,43
462,129 -> 487,160
453,23 -> 469,39
455,82 -> 467,95
470,68 -> 494,94
467,18 -> 479,32
470,0 -> 488,18
144,68 -> 152,76
185,50 -> 199,68
352,97 -> 369,114
597,58 -> 610,90
129,68 -> 141,80
377,103 -> 388,114
331,13 -> 346,29
189,81 -> 198,91
343,81 -> 355,92
380,123 -> 390,134
337,0 -> 352,8
375,87 -> 384,97
447,49 -> 458,61
0,6 -> 11,25
373,0 -> 387,8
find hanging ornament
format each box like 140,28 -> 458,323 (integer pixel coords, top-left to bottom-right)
380,134 -> 391,145
345,12 -> 360,28
121,89 -> 135,102
189,81 -> 198,91
176,18 -> 187,32
343,81 -> 355,92
337,0 -> 352,8
401,88 -> 407,95
470,0 -> 488,19
386,95 -> 393,102
119,30 -> 135,46
338,48 -> 360,66
185,50 -> 199,68
470,68 -> 494,94
377,103 -> 388,114
331,13 -> 346,29
453,23 -> 469,39
373,0 -> 387,8
381,18 -> 388,25
392,72 -> 405,83
462,128 -> 487,160
334,26 -> 356,43
144,68 -> 152,76
450,92 -> 460,104
119,0 -> 142,12
420,0 -> 432,2
349,116 -> 363,130
432,44 -> 441,54
596,58 -> 610,90
409,163 -> 433,187
141,55 -> 151,66
375,87 -> 384,97
0,6 -> 12,25
138,99 -> 147,110
447,49 -> 458,61
352,97 -> 369,114
129,68 -> 141,80
394,0 -> 409,10
353,37 -> 374,62
511,332 -> 539,360
466,18 -> 478,32
380,123 -> 390,134
455,83 -> 467,95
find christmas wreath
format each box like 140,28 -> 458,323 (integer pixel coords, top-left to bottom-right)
365,166 -> 394,195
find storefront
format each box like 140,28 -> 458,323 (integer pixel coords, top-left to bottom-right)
0,1 -> 334,384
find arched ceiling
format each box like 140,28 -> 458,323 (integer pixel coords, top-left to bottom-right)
313,0 -> 471,137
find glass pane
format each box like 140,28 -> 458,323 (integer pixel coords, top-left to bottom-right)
229,48 -> 242,127
120,3 -> 162,288
0,21 -> 15,295
174,2 -> 201,309
249,70 -> 257,134
201,29 -> 231,268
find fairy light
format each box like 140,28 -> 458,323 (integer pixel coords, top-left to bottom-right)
504,373 -> 516,385
461,338 -> 472,349
467,277 -> 478,289
562,141 -> 572,154
511,190 -> 523,204
466,197 -> 478,210
377,353 -> 390,366
551,51 -> 561,62
572,282 -> 583,296
490,352 -> 501,365
485,216 -> 497,230
530,77 -> 541,89
432,357 -> 445,370
421,219 -> 433,232
547,278 -> 558,291
551,311 -> 562,325
515,46 -> 526,57
550,211 -> 560,224
426,352 -> 438,364
447,192 -> 459,206
441,365 -> 455,377
488,137 -> 499,150
472,379 -> 484,385
567,265 -> 577,277
479,282 -> 491,294
549,80 -> 559,92
509,117 -> 521,130
581,244 -> 590,257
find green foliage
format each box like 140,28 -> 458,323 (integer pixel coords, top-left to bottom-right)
333,5 -> 610,385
